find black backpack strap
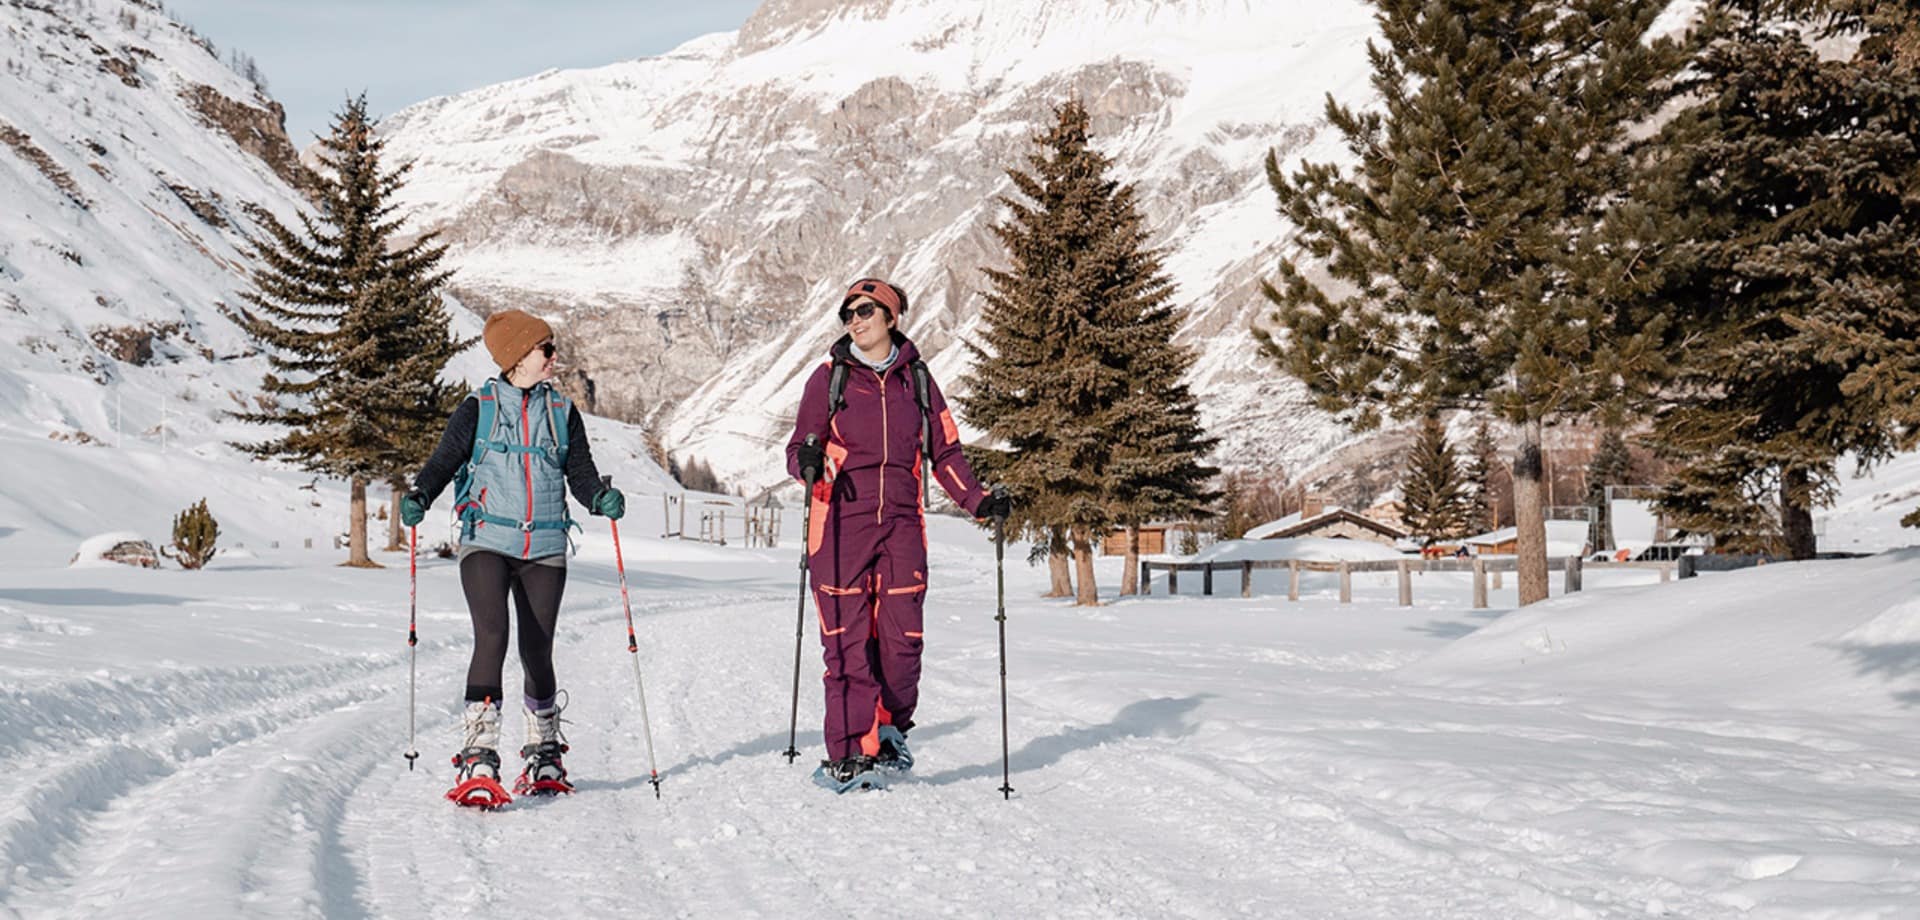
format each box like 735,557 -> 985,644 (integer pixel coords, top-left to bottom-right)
826,361 -> 850,424
910,360 -> 933,456
910,360 -> 934,508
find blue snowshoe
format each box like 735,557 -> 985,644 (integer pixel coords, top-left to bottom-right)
875,725 -> 913,773
812,755 -> 886,794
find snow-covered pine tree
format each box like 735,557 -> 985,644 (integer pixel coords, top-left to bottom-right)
1400,415 -> 1471,546
961,100 -> 1216,605
1641,0 -> 1920,557
234,96 -> 461,566
1255,0 -> 1691,604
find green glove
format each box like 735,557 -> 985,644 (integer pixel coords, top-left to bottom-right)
399,490 -> 428,527
592,486 -> 625,520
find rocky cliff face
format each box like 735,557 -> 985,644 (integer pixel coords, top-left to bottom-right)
380,0 -> 1385,493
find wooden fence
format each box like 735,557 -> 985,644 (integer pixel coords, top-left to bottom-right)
1140,555 -> 1692,609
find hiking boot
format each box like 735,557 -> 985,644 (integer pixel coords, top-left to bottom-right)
875,724 -> 913,772
812,755 -> 884,793
455,699 -> 502,776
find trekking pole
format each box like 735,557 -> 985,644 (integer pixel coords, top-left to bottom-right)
405,525 -> 419,771
605,476 -> 663,798
992,488 -> 1013,800
785,435 -> 820,764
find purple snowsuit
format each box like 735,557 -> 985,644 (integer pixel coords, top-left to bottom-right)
786,331 -> 988,760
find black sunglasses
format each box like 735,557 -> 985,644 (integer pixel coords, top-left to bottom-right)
538,342 -> 556,358
838,302 -> 890,325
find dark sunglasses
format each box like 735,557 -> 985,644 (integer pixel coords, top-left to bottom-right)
838,302 -> 891,325
538,342 -> 556,358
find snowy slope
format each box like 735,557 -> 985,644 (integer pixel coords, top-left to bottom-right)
0,0 -> 311,446
0,0 -> 668,527
3,420 -> 1920,916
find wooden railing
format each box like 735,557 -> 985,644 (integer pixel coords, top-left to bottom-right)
1139,555 -> 1691,609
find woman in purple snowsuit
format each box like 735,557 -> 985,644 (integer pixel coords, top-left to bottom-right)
787,278 -> 1008,790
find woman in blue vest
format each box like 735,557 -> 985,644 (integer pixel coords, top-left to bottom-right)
400,309 -> 625,802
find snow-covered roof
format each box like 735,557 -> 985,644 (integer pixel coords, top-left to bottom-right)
1244,511 -> 1313,540
1246,507 -> 1406,541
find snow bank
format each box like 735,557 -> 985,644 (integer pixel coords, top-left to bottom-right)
1400,548 -> 1920,714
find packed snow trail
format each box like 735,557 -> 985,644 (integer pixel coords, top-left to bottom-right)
3,522 -> 1920,917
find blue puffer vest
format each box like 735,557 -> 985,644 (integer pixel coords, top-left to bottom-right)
452,378 -> 575,560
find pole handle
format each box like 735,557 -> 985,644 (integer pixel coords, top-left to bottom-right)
801,433 -> 821,485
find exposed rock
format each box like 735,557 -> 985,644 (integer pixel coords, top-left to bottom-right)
162,179 -> 228,227
89,321 -> 184,365
80,539 -> 160,569
180,83 -> 311,194
0,120 -> 89,209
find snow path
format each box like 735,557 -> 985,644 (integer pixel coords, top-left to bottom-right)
3,526 -> 1920,917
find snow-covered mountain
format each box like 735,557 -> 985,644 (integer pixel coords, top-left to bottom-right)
0,0 -> 323,448
379,0 -> 1385,493
0,0 -> 672,547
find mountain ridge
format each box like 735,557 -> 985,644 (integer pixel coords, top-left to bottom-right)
378,0 -> 1384,496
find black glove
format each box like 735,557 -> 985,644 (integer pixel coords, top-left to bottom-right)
796,437 -> 826,483
978,486 -> 1012,521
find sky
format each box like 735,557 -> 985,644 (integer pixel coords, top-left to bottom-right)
160,0 -> 767,143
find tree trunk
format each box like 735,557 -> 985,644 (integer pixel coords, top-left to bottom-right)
1780,466 -> 1817,561
1513,420 -> 1549,606
1071,527 -> 1099,606
1046,529 -> 1074,597
1119,524 -> 1140,596
384,477 -> 405,552
345,478 -> 379,568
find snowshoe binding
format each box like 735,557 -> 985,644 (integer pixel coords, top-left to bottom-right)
446,699 -> 512,809
812,755 -> 886,794
515,741 -> 573,796
447,746 -> 512,809
875,725 -> 913,773
513,695 -> 574,796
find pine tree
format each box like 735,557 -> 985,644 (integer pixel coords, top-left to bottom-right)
1085,108 -> 1220,594
164,498 -> 220,570
961,100 -> 1217,605
1464,419 -> 1503,534
359,276 -> 467,551
1400,415 -> 1471,545
1583,428 -> 1634,551
233,95 -> 462,566
1215,473 -> 1253,542
1256,0 -> 1691,604
1642,1 -> 1920,557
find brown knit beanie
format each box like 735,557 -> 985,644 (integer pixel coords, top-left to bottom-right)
482,310 -> 552,371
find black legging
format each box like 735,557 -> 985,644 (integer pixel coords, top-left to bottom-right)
459,551 -> 567,706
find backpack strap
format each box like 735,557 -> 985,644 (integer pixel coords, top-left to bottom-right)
545,388 -> 570,467
910,359 -> 933,508
826,360 -> 850,424
910,360 -> 933,456
451,380 -> 500,527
